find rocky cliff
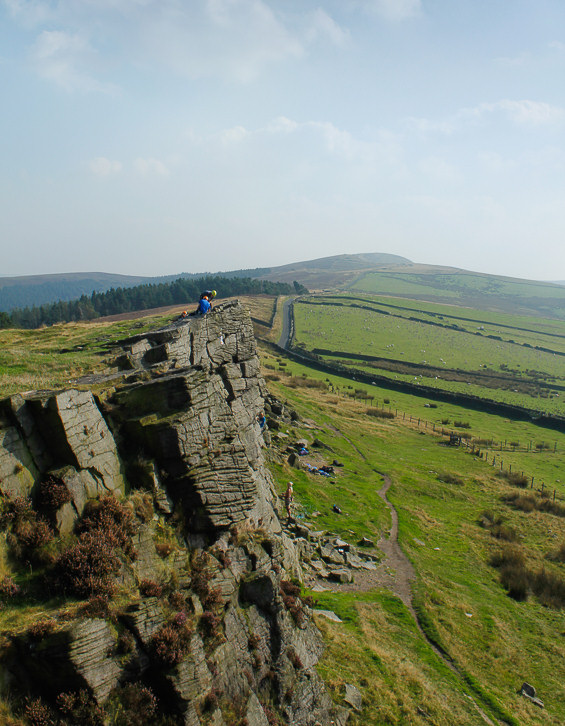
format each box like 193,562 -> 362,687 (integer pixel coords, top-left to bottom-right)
0,302 -> 348,725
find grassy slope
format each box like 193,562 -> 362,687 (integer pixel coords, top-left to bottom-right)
1,298 -> 564,724
0,296 -> 278,399
263,350 -> 565,725
348,270 -> 565,319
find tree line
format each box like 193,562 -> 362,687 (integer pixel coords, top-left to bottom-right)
1,276 -> 307,329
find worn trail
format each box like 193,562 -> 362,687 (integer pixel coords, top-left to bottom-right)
319,425 -> 497,725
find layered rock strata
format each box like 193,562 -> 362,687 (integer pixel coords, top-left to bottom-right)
0,302 -> 347,725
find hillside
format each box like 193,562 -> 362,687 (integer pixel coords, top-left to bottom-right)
0,297 -> 565,726
5,254 -> 565,323
0,272 -> 153,312
0,254 -> 407,312
292,292 -> 565,418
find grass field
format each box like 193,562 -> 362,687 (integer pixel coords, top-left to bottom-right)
293,295 -> 565,416
348,270 -> 565,319
262,349 -> 565,724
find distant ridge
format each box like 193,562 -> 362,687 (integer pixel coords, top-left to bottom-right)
0,253 -> 410,311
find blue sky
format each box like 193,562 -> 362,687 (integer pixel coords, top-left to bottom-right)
1,0 -> 564,280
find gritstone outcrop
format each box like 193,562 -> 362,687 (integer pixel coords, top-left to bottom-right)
0,301 -> 348,726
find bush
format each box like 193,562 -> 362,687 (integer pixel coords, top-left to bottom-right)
454,421 -> 471,429
35,475 -> 72,511
0,575 -> 20,601
111,683 -> 158,726
438,472 -> 464,486
56,690 -> 105,726
23,698 -> 57,726
139,579 -> 163,598
81,594 -> 112,619
497,471 -> 529,488
150,613 -> 193,668
199,610 -> 222,639
503,493 -> 537,513
1,497 -> 54,563
52,530 -> 122,598
546,543 -> 565,563
366,409 -> 395,419
76,496 -> 137,559
504,492 -> 565,518
532,568 -> 565,608
489,546 -> 529,601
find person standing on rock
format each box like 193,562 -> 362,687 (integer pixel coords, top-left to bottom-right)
284,482 -> 294,523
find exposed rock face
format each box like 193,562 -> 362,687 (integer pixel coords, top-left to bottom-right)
0,302 -> 347,725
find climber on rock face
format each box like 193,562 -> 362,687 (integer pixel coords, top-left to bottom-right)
284,481 -> 294,523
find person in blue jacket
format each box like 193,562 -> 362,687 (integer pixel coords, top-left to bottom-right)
197,295 -> 212,315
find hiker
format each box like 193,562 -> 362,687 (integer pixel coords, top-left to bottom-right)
257,412 -> 266,430
199,290 -> 217,307
193,295 -> 211,315
284,482 -> 294,522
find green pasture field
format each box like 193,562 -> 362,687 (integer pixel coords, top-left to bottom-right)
309,292 -> 565,353
261,349 -> 565,497
262,350 -> 565,724
348,271 -> 565,319
293,299 -> 565,416
336,358 -> 565,416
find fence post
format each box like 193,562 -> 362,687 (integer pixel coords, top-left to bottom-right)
531,476 -> 534,489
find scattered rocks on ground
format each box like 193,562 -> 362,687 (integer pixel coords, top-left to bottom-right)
343,684 -> 362,711
520,682 -> 544,708
314,610 -> 343,623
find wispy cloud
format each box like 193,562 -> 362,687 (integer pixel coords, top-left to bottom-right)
363,0 -> 422,22
306,8 -> 350,47
134,158 -> 170,177
32,30 -> 117,93
210,116 -> 406,176
408,99 -> 565,134
6,0 -> 347,88
89,157 -> 122,176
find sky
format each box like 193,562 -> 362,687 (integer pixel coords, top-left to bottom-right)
1,0 -> 564,281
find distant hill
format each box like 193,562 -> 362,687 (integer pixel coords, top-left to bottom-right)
0,272 -> 153,312
0,253 -> 410,311
5,253 -> 564,320
244,252 -> 412,289
348,265 -> 565,320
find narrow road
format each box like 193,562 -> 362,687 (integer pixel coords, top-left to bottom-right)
278,298 -> 293,349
